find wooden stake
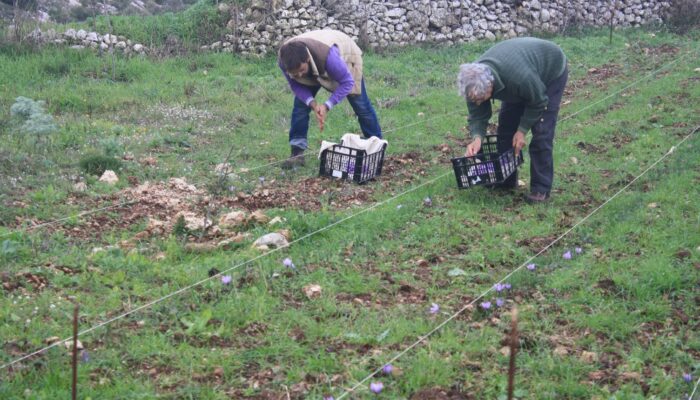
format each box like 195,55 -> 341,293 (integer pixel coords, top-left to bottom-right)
72,304 -> 79,400
507,307 -> 519,400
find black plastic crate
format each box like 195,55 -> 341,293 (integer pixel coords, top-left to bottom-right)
451,134 -> 523,189
319,143 -> 387,184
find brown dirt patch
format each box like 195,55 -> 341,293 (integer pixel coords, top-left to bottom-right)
410,387 -> 473,399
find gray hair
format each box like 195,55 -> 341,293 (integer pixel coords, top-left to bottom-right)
457,63 -> 494,100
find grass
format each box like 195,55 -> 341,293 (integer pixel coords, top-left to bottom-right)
0,26 -> 699,399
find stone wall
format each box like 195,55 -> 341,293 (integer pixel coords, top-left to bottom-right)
214,0 -> 671,55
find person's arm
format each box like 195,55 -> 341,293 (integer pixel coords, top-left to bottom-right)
466,101 -> 491,140
323,45 -> 355,110
279,62 -> 315,106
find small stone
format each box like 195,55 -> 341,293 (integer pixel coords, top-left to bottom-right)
98,170 -> 118,185
73,182 -> 87,192
302,284 -> 322,299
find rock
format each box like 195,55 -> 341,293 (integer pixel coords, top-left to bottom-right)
217,233 -> 247,248
184,243 -> 218,253
253,232 -> 289,249
530,0 -> 541,10
73,182 -> 87,192
219,211 -> 247,228
485,31 -> 496,41
268,216 -> 285,225
248,210 -> 270,224
99,170 -> 119,185
541,9 -> 551,22
302,284 -> 322,299
133,44 -> 144,53
580,351 -> 598,363
175,211 -> 212,231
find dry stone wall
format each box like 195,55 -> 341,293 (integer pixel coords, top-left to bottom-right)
217,0 -> 671,55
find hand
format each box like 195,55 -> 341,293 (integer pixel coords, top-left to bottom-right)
512,130 -> 526,155
465,136 -> 482,157
313,103 -> 328,132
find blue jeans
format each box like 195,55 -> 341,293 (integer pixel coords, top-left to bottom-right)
289,78 -> 382,149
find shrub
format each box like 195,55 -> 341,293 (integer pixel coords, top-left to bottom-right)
666,0 -> 700,34
79,154 -> 122,176
9,96 -> 59,137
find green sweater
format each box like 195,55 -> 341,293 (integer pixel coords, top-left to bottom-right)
467,37 -> 567,138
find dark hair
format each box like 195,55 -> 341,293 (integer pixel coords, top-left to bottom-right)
279,41 -> 309,71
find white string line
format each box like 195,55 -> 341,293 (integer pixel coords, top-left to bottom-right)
336,125 -> 700,399
219,45 -> 696,176
690,376 -> 700,400
0,169 -> 453,371
4,48 -> 691,240
0,200 -> 138,240
2,45 -> 695,370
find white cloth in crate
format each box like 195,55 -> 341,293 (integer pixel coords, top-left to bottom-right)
318,133 -> 388,159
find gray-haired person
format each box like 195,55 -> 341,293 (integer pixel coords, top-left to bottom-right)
458,37 -> 568,203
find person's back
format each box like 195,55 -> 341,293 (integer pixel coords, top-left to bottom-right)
478,37 -> 567,88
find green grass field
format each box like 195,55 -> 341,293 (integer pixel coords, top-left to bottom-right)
0,26 -> 699,399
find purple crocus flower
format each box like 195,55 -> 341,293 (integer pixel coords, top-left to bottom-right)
504,283 -> 511,290
526,263 -> 536,271
429,303 -> 440,314
80,350 -> 90,363
221,275 -> 232,285
563,251 -> 572,260
480,301 -> 491,310
575,247 -> 583,254
369,381 -> 384,394
494,283 -> 505,292
258,176 -> 265,185
283,258 -> 296,269
683,373 -> 693,383
382,364 -> 393,374
496,298 -> 505,307
323,397 -> 335,400
423,197 -> 432,207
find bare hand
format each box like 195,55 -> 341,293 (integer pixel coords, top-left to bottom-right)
512,130 -> 526,155
465,136 -> 482,157
313,103 -> 328,132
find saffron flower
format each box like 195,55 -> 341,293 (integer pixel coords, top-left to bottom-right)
429,303 -> 440,314
563,250 -> 572,260
504,283 -> 511,290
496,298 -> 505,307
526,263 -> 536,271
283,258 -> 296,269
480,301 -> 491,310
683,373 -> 693,383
259,176 -> 265,184
382,364 -> 393,374
81,350 -> 90,363
494,283 -> 505,292
369,382 -> 384,394
423,196 -> 432,207
323,397 -> 335,400
575,247 -> 583,254
221,275 -> 232,285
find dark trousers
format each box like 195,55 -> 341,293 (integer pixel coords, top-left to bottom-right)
289,78 -> 382,150
496,67 -> 569,193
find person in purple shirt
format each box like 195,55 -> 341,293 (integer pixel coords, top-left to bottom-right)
277,30 -> 382,169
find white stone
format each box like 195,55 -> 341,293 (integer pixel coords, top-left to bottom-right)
99,170 -> 119,185
253,232 -> 289,249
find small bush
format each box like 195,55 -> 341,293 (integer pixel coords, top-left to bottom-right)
79,154 -> 122,176
10,96 -> 59,137
666,0 -> 700,34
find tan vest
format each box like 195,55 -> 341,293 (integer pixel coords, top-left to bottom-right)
283,29 -> 363,95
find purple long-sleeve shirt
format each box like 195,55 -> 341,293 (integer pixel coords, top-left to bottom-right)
281,45 -> 355,110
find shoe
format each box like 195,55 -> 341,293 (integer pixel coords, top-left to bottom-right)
525,191 -> 550,204
281,146 -> 305,170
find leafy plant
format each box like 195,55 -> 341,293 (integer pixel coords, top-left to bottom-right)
78,153 -> 122,176
10,96 -> 59,137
